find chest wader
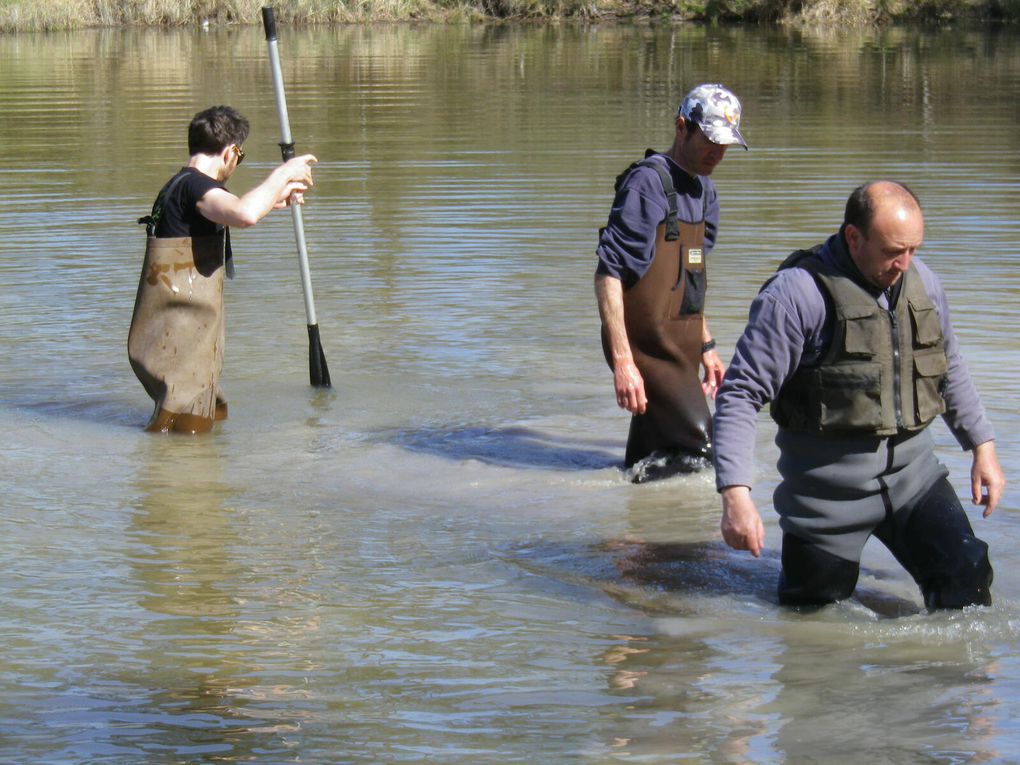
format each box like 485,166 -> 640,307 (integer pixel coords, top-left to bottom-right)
603,186 -> 711,467
128,235 -> 228,433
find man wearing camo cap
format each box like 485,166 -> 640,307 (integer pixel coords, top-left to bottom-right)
595,83 -> 747,482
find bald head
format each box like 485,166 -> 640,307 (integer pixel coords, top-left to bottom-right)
844,181 -> 922,236
844,181 -> 925,290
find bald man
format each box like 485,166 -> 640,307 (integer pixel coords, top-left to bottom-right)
713,181 -> 1005,609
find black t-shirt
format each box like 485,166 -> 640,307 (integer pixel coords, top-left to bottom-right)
152,167 -> 226,238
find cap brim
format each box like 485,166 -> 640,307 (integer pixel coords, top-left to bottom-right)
703,124 -> 748,149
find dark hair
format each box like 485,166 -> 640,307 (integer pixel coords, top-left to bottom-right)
679,116 -> 701,136
844,181 -> 920,234
188,105 -> 250,156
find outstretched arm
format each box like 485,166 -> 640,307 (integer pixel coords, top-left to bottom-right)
595,273 -> 646,415
198,154 -> 317,228
714,268 -> 822,554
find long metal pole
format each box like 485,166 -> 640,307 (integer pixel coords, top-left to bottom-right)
262,6 -> 331,387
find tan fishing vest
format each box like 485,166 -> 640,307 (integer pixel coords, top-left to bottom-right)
771,251 -> 948,436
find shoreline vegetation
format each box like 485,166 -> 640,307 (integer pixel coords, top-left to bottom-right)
1,0 -> 1018,32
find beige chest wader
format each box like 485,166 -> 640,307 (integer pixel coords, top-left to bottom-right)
128,235 -> 228,433
605,220 -> 711,466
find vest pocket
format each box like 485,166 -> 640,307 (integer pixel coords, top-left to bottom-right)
913,349 -> 948,423
678,268 -> 706,316
909,303 -> 942,348
816,363 -> 884,429
841,310 -> 880,358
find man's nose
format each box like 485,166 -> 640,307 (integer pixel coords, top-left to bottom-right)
892,254 -> 912,272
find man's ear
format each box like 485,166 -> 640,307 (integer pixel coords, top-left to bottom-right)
845,223 -> 864,254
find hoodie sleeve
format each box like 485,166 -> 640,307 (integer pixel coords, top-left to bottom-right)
713,268 -> 828,490
915,258 -> 995,449
595,166 -> 669,286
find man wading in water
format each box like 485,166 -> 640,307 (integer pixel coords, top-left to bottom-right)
714,181 -> 1005,608
129,105 -> 316,433
595,84 -> 747,482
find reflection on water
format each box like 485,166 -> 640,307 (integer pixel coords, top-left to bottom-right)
116,440 -> 269,760
0,21 -> 1019,763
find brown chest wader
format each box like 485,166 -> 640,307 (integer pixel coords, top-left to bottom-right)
604,218 -> 711,466
128,235 -> 229,433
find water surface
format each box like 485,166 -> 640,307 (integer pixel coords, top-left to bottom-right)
1,22 -> 1019,763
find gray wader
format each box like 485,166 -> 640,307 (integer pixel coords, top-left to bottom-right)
128,235 -> 228,433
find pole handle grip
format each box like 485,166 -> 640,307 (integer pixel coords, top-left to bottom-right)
262,7 -> 277,41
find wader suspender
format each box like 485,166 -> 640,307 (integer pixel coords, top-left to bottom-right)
635,155 -> 710,301
615,151 -> 711,243
137,170 -> 234,278
138,170 -> 190,237
634,155 -> 679,242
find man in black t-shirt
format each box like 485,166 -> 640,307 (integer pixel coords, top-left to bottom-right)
128,105 -> 317,433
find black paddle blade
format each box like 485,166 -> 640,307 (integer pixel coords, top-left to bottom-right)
307,324 -> 331,388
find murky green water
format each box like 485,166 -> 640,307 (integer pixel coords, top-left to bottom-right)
1,21 -> 1019,763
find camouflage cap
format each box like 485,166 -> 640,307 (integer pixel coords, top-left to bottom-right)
678,83 -> 747,149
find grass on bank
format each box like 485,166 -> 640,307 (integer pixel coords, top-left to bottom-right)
1,0 -> 1018,31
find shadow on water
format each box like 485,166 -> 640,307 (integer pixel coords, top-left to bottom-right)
503,538 -> 923,619
1,387 -> 142,429
2,385 -> 335,432
393,424 -> 621,471
506,538 -> 782,609
392,424 -> 716,480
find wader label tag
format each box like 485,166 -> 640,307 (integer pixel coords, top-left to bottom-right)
688,248 -> 703,264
